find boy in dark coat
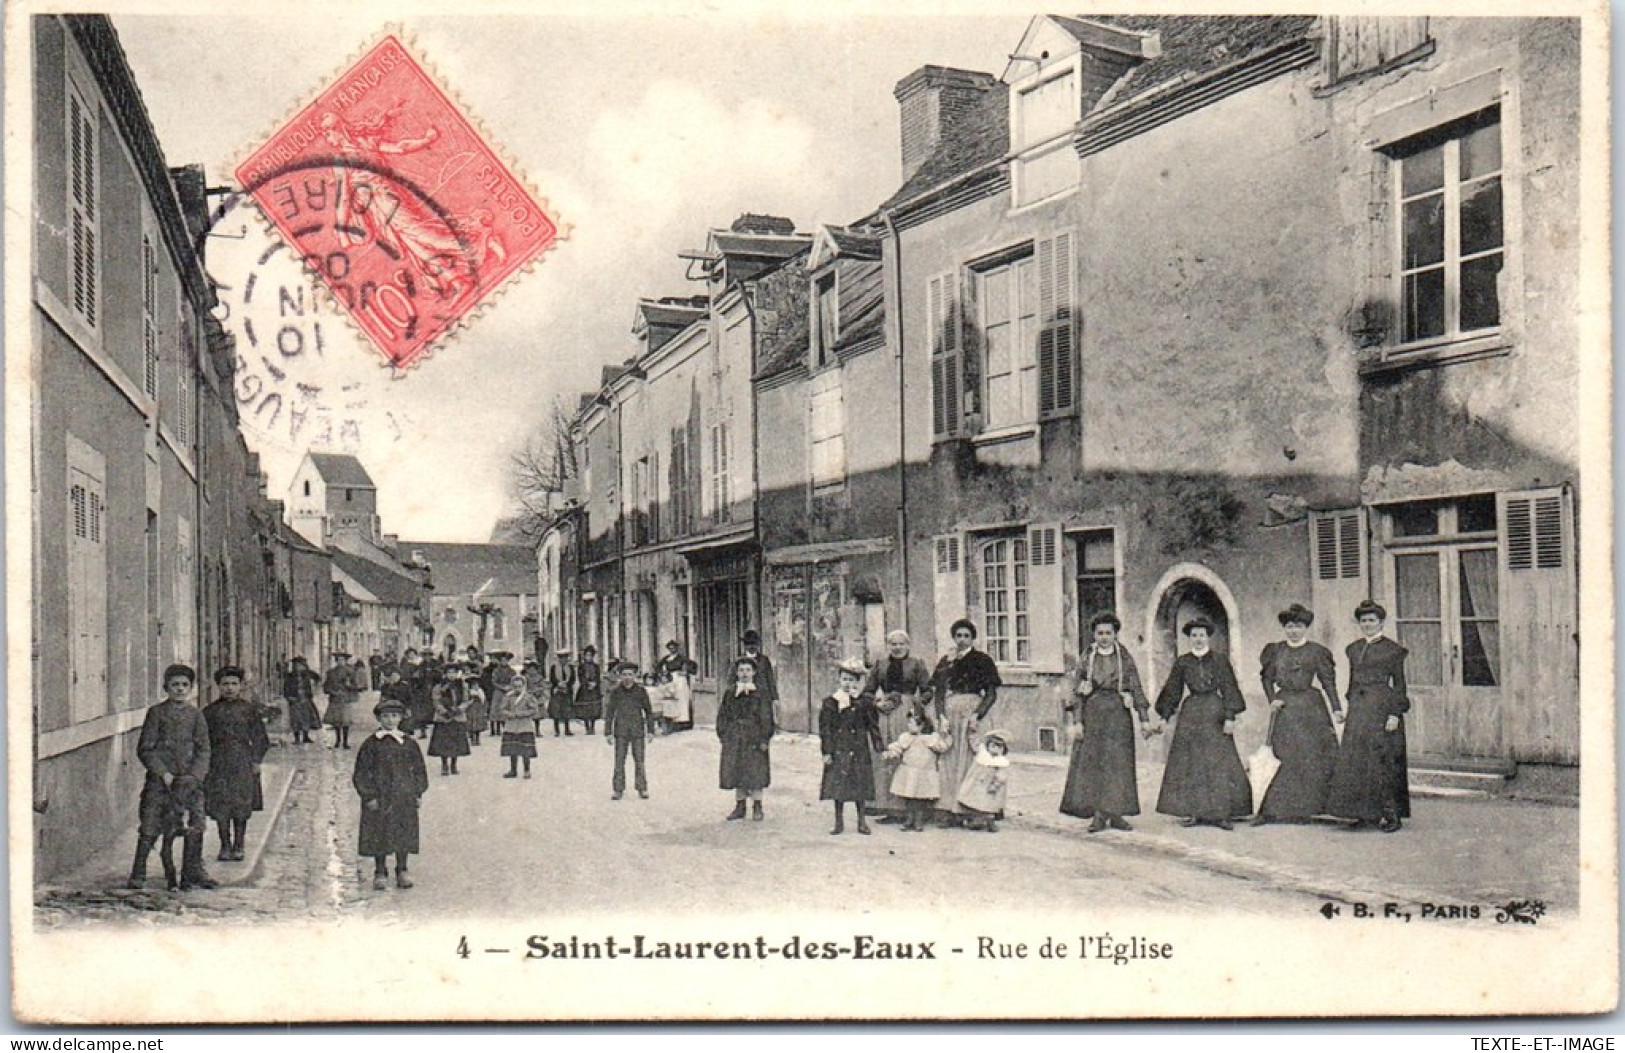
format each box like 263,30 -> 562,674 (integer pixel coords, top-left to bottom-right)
129,664 -> 216,891
604,661 -> 655,800
353,698 -> 430,890
203,665 -> 271,862
819,658 -> 884,835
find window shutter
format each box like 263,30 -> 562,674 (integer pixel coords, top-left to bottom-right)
932,533 -> 965,655
1496,485 -> 1577,761
68,91 -> 98,328
1027,524 -> 1065,672
1312,510 -> 1365,580
1037,233 -> 1075,417
929,273 -> 961,439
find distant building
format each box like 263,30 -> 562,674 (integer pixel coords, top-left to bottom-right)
286,451 -> 382,548
401,541 -> 538,659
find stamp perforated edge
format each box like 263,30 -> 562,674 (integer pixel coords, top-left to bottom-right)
225,23 -> 571,375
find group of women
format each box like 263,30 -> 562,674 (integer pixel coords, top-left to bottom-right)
1057,599 -> 1411,834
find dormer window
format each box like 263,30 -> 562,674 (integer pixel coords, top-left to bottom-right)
812,272 -> 838,369
1011,59 -> 1081,207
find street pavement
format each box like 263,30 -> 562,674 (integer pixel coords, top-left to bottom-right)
37,725 -> 1577,927
334,727 -> 1316,923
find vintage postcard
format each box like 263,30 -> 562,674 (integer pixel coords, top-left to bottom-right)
7,0 -> 1615,1024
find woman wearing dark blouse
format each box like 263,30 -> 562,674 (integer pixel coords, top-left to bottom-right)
1326,600 -> 1412,832
1154,618 -> 1253,829
930,619 -> 1002,820
1060,612 -> 1155,832
1254,603 -> 1342,824
860,630 -> 934,820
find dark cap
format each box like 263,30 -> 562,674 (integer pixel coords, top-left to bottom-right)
214,665 -> 246,683
374,698 -> 408,717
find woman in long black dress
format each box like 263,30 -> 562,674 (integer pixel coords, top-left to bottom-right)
1254,603 -> 1342,824
203,666 -> 270,861
1059,613 -> 1155,832
819,658 -> 884,835
1326,600 -> 1412,832
1154,618 -> 1253,829
929,619 -> 1002,823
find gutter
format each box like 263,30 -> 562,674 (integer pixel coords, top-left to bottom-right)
879,210 -> 911,639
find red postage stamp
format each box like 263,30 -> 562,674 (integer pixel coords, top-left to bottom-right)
235,35 -> 558,369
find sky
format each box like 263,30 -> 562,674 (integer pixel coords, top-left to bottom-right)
112,4 -> 1025,542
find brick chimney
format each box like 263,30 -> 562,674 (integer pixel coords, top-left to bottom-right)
894,66 -> 996,183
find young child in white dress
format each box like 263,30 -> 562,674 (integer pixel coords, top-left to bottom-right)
955,729 -> 1012,832
882,710 -> 952,832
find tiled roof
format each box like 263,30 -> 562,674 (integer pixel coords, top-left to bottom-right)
400,542 -> 536,597
835,259 -> 885,351
1087,15 -> 1317,103
879,15 -> 1316,213
827,227 -> 883,261
731,213 -> 797,235
331,550 -> 424,608
308,452 -> 375,489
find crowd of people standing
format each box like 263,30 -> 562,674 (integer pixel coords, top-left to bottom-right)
127,595 -> 1412,895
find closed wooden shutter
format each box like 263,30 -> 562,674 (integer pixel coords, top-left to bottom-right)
1037,232 -> 1075,418
68,88 -> 98,328
1309,509 -> 1368,657
928,273 -> 961,439
1027,524 -> 1065,672
1313,510 -> 1365,581
932,533 -> 965,655
68,439 -> 108,724
1497,486 -> 1577,762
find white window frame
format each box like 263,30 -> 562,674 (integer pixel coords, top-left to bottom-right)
979,535 -> 1031,666
808,368 -> 846,492
1009,56 -> 1081,209
977,252 -> 1039,433
1390,107 -> 1506,355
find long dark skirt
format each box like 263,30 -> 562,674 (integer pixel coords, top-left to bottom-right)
500,730 -> 538,759
428,721 -> 471,758
1060,690 -> 1140,818
1156,691 -> 1253,821
1257,692 -> 1338,820
820,748 -> 875,801
1326,693 -> 1410,821
288,696 -> 322,734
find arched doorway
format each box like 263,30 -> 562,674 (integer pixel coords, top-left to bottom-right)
1142,563 -> 1244,698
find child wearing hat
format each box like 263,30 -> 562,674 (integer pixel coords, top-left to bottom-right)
956,729 -> 1012,832
202,665 -> 270,862
604,661 -> 655,800
819,658 -> 884,835
129,663 -> 216,891
353,696 -> 429,890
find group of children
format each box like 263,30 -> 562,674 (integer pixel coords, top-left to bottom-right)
822,657 -> 1011,836
129,646 -> 1013,899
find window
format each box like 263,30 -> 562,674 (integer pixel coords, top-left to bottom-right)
1504,492 -> 1564,571
708,421 -> 732,524
1012,64 -> 1079,207
1075,529 -> 1116,627
669,428 -> 694,536
444,606 -> 456,623
979,255 -> 1038,431
345,489 -> 353,502
490,609 -> 506,641
980,537 -> 1030,664
142,236 -> 158,398
303,480 -> 311,497
812,273 -> 838,368
1395,108 -> 1503,345
67,83 -> 98,329
809,369 -> 845,491
1384,494 -> 1508,689
964,232 -> 1075,434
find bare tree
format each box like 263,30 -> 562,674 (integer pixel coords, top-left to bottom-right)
506,397 -> 578,541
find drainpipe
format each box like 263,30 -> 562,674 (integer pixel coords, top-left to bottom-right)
880,209 -> 911,638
